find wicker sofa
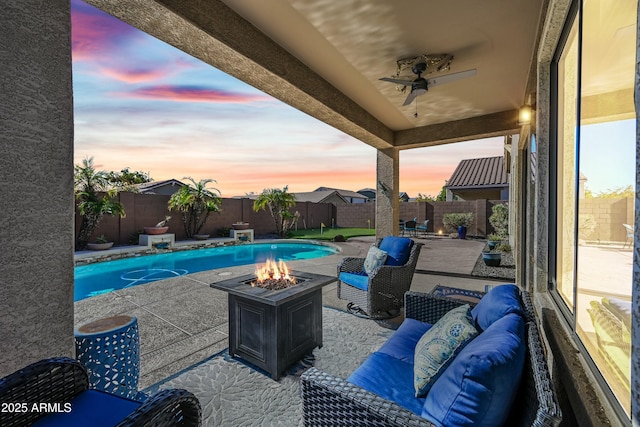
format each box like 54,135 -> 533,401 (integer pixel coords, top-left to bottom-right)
301,286 -> 561,426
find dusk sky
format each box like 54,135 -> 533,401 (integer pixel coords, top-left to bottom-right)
71,0 -> 504,198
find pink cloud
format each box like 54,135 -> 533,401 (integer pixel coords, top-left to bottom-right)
71,0 -> 140,61
99,67 -> 171,83
114,85 -> 273,103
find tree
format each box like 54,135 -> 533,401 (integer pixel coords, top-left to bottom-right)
489,203 -> 509,238
107,167 -> 152,192
253,186 -> 298,237
415,193 -> 435,202
436,183 -> 447,201
168,177 -> 222,238
585,185 -> 634,199
74,157 -> 126,250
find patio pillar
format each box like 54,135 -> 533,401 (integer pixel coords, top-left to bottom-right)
376,148 -> 399,239
0,1 -> 75,376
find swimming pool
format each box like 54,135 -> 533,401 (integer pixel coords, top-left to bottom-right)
74,242 -> 338,301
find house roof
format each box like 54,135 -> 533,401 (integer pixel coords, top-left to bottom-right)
136,179 -> 185,193
446,156 -> 508,190
293,190 -> 347,204
314,187 -> 369,201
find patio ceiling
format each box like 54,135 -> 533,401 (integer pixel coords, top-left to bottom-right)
85,0 -> 546,150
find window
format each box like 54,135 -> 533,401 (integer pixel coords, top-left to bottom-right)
552,0 -> 636,418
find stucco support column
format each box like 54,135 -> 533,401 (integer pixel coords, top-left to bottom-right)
376,148 -> 399,239
0,1 -> 75,375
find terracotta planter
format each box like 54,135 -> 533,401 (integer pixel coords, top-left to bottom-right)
144,226 -> 169,235
87,242 -> 114,251
232,223 -> 250,230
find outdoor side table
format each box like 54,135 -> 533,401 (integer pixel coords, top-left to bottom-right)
74,315 -> 140,399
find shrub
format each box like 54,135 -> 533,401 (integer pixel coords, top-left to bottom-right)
489,203 -> 509,237
442,212 -> 475,232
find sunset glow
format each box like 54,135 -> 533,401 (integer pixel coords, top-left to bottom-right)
71,0 -> 503,198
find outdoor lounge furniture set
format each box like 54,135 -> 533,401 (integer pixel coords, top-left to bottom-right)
301,285 -> 562,426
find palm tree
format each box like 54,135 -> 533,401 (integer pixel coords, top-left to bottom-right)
168,177 -> 222,238
74,157 -> 126,250
253,186 -> 298,237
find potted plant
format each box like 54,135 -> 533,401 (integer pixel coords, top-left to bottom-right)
144,216 -> 171,235
442,212 -> 475,239
487,233 -> 503,250
86,234 -> 114,251
482,242 -> 511,266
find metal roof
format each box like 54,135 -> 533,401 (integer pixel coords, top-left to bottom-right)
446,156 -> 508,189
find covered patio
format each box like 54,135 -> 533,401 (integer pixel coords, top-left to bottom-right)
3,0 -> 639,425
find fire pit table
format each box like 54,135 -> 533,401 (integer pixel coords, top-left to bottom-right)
211,270 -> 335,380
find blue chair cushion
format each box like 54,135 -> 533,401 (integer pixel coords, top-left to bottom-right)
413,305 -> 479,397
339,271 -> 369,291
379,236 -> 413,266
470,284 -> 524,331
32,389 -> 142,427
363,246 -> 388,274
378,318 -> 432,363
422,313 -> 526,427
347,352 -> 425,416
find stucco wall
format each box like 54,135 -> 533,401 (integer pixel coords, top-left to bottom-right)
0,1 -> 75,376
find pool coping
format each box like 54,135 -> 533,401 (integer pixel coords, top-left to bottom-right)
74,238 -> 342,266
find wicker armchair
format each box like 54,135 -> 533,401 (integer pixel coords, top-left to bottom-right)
0,357 -> 201,427
337,237 -> 422,319
301,290 -> 562,427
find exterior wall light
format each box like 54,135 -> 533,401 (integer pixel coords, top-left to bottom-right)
519,104 -> 533,126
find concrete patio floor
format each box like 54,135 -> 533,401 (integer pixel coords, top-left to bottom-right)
73,236 -> 501,389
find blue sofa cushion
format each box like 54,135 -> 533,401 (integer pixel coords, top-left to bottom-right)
347,352 -> 425,416
422,313 -> 526,427
471,284 -> 524,331
414,305 -> 478,397
32,389 -> 142,427
378,318 -> 432,363
379,236 -> 413,266
339,271 -> 369,291
363,246 -> 388,274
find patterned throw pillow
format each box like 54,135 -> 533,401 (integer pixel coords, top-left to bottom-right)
414,304 -> 479,397
363,246 -> 388,274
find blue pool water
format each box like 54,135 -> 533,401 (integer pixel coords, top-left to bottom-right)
74,242 -> 338,301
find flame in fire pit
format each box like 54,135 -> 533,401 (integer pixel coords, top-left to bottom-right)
252,259 -> 297,290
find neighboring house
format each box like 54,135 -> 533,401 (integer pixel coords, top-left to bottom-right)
136,179 -> 185,195
357,188 -> 376,202
292,190 -> 348,205
314,187 -> 369,204
445,156 -> 509,201
356,188 -> 409,202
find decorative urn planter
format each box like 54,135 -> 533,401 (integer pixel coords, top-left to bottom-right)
487,240 -> 499,250
87,242 -> 114,251
232,223 -> 250,230
482,252 -> 502,267
144,226 -> 169,235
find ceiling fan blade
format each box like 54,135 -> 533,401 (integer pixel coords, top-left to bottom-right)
379,77 -> 414,86
426,69 -> 477,88
402,90 -> 418,106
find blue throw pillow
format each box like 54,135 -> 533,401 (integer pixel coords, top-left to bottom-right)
379,236 -> 413,266
422,313 -> 526,427
471,284 -> 524,331
363,246 -> 388,274
414,304 -> 478,397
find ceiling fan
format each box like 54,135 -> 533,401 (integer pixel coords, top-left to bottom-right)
379,54 -> 477,107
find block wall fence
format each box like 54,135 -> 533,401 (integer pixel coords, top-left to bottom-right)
76,194 -> 633,246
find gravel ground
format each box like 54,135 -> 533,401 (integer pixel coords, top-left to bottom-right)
471,243 -> 516,280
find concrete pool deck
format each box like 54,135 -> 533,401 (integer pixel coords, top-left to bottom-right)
73,236 -> 497,389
